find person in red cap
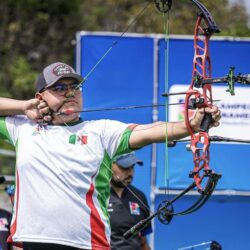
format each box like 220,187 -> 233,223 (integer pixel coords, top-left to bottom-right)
0,62 -> 221,250
109,152 -> 151,250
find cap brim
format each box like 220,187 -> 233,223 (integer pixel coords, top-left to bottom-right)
46,73 -> 84,88
137,160 -> 143,166
115,159 -> 143,168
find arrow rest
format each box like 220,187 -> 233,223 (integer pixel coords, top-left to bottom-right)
154,0 -> 172,13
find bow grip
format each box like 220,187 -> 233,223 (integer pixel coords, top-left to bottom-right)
200,113 -> 213,132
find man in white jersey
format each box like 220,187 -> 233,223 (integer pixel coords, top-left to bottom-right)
0,62 -> 221,250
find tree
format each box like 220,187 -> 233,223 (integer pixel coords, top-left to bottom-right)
0,0 -> 249,99
0,0 -> 249,173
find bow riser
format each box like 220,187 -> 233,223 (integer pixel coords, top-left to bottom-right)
189,132 -> 210,191
184,4 -> 220,193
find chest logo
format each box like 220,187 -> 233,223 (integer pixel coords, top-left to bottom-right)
129,202 -> 140,215
68,134 -> 88,145
32,125 -> 41,136
0,218 -> 9,231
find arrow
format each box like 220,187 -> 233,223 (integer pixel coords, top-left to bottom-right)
168,136 -> 250,147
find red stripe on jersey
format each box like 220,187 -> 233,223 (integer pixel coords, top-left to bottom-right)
86,177 -> 110,250
8,171 -> 23,248
127,124 -> 139,131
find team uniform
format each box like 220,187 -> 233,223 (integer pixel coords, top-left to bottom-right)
0,115 -> 134,250
108,185 -> 152,250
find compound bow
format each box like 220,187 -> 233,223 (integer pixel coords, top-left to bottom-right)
124,0 -> 250,239
48,0 -> 250,240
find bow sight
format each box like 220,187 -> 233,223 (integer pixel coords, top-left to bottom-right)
194,67 -> 250,96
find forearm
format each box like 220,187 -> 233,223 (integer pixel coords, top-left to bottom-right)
0,97 -> 26,116
140,236 -> 151,250
129,121 -> 190,149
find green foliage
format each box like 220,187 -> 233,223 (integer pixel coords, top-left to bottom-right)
0,154 -> 15,175
0,0 -> 86,99
0,0 -> 249,99
10,56 -> 37,98
0,0 -> 249,174
0,141 -> 15,176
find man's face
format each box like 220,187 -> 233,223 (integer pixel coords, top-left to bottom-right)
36,78 -> 83,124
111,163 -> 135,187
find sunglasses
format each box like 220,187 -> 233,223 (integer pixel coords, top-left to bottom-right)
41,82 -> 82,96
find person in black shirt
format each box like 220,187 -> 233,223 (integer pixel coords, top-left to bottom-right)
109,152 -> 152,250
0,176 -> 12,250
0,178 -> 22,250
0,208 -> 12,250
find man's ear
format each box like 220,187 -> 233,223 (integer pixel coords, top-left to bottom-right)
35,92 -> 43,100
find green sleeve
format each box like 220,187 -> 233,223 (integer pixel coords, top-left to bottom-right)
0,117 -> 13,144
113,126 -> 134,159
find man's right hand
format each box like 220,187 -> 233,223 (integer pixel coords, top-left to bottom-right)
23,98 -> 52,123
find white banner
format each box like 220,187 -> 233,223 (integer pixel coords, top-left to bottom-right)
169,84 -> 250,140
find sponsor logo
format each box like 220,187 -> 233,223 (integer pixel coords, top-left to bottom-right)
107,203 -> 113,212
53,64 -> 73,76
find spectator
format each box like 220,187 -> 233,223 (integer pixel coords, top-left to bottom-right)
109,152 -> 152,250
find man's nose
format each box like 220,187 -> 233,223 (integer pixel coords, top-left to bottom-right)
65,86 -> 75,97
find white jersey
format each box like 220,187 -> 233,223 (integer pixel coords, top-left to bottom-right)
0,116 -> 134,250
